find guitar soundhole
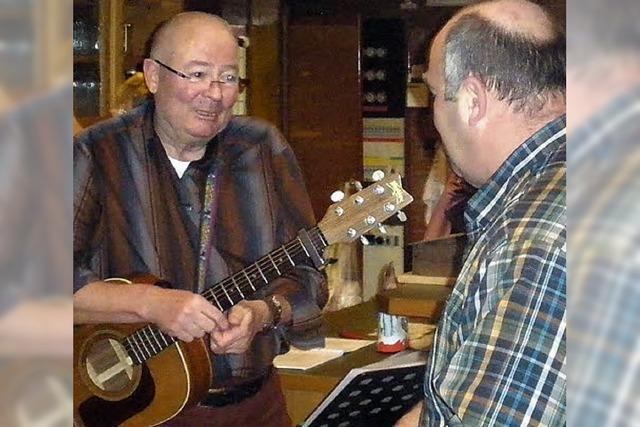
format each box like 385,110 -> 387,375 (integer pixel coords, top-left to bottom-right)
83,336 -> 140,397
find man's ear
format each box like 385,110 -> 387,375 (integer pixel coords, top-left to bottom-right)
459,76 -> 487,127
143,59 -> 159,94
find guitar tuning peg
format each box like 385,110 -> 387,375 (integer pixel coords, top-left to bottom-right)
360,235 -> 370,245
396,211 -> 407,222
372,170 -> 385,182
377,224 -> 387,234
330,190 -> 345,202
353,181 -> 363,191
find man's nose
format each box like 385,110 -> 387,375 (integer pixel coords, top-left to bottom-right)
204,80 -> 223,100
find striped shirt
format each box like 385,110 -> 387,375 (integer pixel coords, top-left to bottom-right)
421,116 -> 567,426
74,101 -> 327,388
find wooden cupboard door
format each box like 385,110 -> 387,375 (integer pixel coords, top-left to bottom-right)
286,21 -> 362,220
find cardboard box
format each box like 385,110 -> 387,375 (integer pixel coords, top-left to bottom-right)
377,284 -> 451,321
410,233 -> 467,277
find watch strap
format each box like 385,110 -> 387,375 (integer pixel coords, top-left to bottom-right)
262,295 -> 283,331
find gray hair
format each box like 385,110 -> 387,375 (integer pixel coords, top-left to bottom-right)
443,12 -> 565,114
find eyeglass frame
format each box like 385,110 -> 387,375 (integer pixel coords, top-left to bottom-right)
151,58 -> 249,92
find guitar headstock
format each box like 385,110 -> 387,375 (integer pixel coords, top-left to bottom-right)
318,173 -> 413,245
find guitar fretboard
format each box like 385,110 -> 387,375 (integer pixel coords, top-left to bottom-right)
123,227 -> 327,365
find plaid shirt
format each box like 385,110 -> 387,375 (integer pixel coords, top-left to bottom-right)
568,87 -> 640,427
421,116 -> 567,426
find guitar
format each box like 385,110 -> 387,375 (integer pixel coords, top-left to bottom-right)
73,173 -> 413,426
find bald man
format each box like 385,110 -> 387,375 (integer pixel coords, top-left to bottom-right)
396,1 -> 565,425
74,12 -> 326,426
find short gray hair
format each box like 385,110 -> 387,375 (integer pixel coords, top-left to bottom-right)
443,13 -> 565,114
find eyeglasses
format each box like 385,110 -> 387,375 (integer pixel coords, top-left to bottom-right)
152,59 -> 249,92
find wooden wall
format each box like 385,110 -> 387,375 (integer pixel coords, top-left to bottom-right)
286,20 -> 362,221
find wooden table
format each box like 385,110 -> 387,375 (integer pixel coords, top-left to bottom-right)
279,343 -> 389,425
278,301 -> 387,425
278,279 -> 447,424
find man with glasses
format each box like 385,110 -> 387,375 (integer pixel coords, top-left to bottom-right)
74,12 -> 326,426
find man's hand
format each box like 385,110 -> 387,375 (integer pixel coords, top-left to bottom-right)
394,402 -> 423,427
143,287 -> 229,343
209,300 -> 268,354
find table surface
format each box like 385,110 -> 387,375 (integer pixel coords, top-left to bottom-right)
279,300 -> 391,392
277,300 -> 432,425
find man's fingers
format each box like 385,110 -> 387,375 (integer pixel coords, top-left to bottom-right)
226,304 -> 249,325
191,323 -> 206,339
238,311 -> 253,336
207,304 -> 256,354
176,322 -> 203,341
201,303 -> 229,330
210,329 -> 233,354
195,315 -> 217,334
225,341 -> 250,354
209,326 -> 245,351
176,331 -> 193,342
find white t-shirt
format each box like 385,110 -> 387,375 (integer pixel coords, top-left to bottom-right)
168,156 -> 191,178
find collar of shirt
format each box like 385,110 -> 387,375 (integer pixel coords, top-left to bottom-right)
465,114 -> 567,233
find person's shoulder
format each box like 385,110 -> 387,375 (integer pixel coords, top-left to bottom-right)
74,103 -> 149,149
499,167 -> 565,249
227,115 -> 275,132
224,116 -> 287,150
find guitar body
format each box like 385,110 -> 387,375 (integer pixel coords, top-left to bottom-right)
73,279 -> 212,426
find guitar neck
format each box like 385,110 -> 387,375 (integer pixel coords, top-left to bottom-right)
200,226 -> 327,311
124,227 -> 328,365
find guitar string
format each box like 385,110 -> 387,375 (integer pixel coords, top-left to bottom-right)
125,195 -> 398,361
124,190 -> 402,360
204,189 -> 398,307
124,228 -> 327,361
202,226 -> 326,301
124,189 -> 403,361
202,230 -> 324,305
124,242 -> 314,361
203,231 -> 326,307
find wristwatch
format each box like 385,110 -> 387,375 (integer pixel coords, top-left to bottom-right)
262,294 -> 283,331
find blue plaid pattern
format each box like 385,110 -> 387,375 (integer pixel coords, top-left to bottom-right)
567,87 -> 640,427
421,116 -> 567,426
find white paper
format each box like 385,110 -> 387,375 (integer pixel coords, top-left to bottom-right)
274,338 -> 375,370
274,348 -> 344,370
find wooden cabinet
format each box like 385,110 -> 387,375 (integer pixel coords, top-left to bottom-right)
73,0 -> 183,118
74,1 -> 107,117
286,17 -> 362,221
73,0 -> 122,118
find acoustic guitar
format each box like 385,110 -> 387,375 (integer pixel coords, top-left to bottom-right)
73,173 -> 413,426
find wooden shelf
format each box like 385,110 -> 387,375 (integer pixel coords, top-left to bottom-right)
74,54 -> 100,64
